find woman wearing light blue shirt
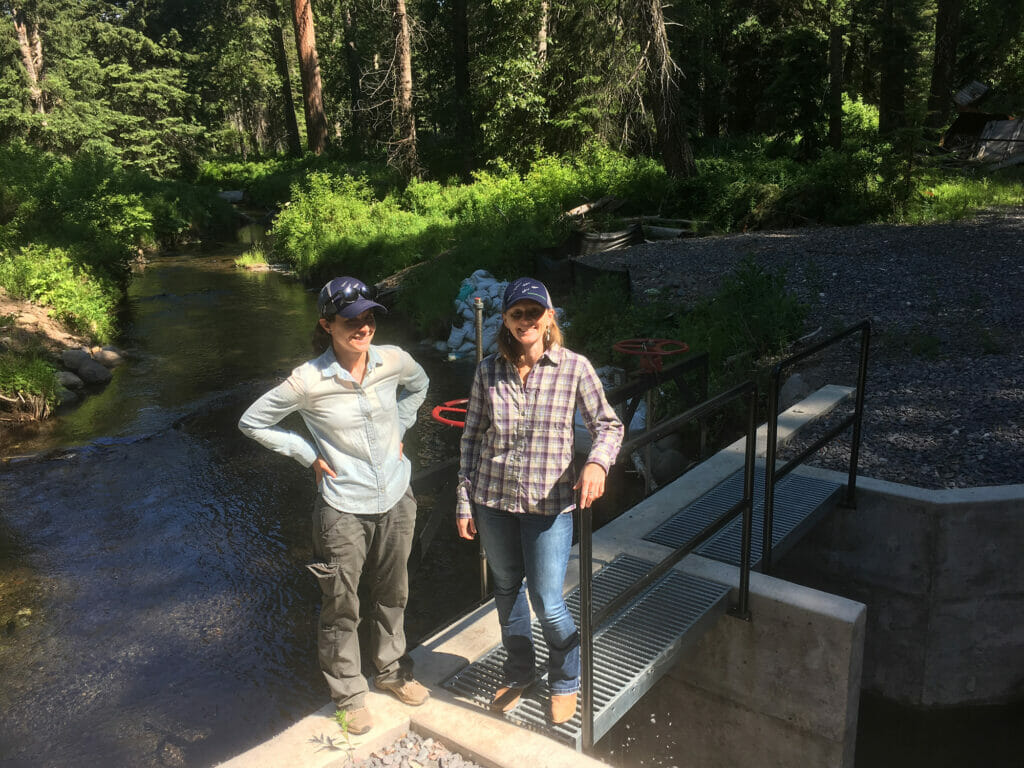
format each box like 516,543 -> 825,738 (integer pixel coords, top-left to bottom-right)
239,276 -> 430,735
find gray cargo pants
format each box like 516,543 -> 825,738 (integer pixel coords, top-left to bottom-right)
308,486 -> 416,710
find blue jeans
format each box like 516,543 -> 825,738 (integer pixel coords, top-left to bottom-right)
474,506 -> 580,695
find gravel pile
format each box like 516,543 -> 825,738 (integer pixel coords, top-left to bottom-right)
349,731 -> 484,768
577,208 -> 1024,489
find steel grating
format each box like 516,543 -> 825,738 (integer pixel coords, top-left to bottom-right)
441,554 -> 731,749
643,467 -> 842,567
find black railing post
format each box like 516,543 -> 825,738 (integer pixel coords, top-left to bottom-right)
579,492 -> 594,751
474,297 -> 489,599
762,366 -> 782,574
734,385 -> 757,620
845,322 -> 871,507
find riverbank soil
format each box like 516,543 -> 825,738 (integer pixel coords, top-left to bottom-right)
0,287 -> 89,354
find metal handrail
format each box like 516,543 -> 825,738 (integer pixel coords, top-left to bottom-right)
605,352 -> 711,478
761,319 -> 871,573
579,380 -> 758,750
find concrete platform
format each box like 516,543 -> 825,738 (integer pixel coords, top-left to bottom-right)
218,384 -> 856,768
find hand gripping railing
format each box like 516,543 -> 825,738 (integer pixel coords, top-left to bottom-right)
761,319 -> 871,574
578,380 -> 759,751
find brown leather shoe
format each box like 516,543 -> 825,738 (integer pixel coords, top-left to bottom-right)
550,692 -> 578,724
337,706 -> 373,735
490,684 -> 527,713
375,677 -> 430,706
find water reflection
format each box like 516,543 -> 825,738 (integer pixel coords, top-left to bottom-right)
0,254 -> 476,767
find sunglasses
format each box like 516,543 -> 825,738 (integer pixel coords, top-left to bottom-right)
507,306 -> 546,322
340,313 -> 376,330
325,283 -> 375,316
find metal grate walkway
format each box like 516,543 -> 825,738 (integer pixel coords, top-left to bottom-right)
644,466 -> 842,567
442,554 -> 731,748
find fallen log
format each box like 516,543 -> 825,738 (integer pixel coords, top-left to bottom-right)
565,195 -> 621,217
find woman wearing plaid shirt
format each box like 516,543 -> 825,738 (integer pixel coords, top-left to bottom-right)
456,277 -> 623,724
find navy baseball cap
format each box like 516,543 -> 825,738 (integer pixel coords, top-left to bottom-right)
317,277 -> 387,318
502,277 -> 553,312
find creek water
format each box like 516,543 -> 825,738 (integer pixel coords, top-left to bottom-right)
1,251 -> 1018,768
0,251 -> 478,767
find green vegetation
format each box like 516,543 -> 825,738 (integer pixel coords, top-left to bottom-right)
0,142 -> 235,343
565,259 -> 806,376
234,244 -> 270,269
0,244 -> 118,340
0,349 -> 58,418
254,111 -> 1021,336
270,145 -> 668,331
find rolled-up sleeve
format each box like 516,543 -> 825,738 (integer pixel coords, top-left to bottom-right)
238,375 -> 318,467
576,359 -> 623,472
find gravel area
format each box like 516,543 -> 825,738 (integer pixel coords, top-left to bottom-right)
577,208 -> 1024,489
347,731 -> 484,768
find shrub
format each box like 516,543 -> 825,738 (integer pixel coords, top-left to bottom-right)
0,244 -> 118,341
675,257 -> 807,376
0,350 -> 59,416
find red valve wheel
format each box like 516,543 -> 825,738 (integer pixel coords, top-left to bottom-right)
612,338 -> 689,372
431,398 -> 469,428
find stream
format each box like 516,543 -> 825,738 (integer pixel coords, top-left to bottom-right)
0,250 -> 477,767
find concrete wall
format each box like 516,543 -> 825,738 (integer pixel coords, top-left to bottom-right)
773,469 -> 1024,707
638,558 -> 867,768
590,434 -> 867,768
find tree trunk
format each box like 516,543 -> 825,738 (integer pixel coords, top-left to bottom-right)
926,0 -> 963,130
537,0 -> 549,64
827,2 -> 846,150
878,0 -> 909,136
390,0 -> 419,178
452,0 -> 473,178
11,6 -> 45,113
291,0 -> 329,154
638,0 -> 696,177
267,2 -> 302,156
342,3 -> 362,144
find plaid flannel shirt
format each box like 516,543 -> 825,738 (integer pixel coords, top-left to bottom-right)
456,345 -> 623,519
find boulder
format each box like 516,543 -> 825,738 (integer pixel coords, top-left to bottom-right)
76,358 -> 113,384
61,347 -> 92,372
57,387 -> 79,405
91,346 -> 124,367
57,370 -> 84,389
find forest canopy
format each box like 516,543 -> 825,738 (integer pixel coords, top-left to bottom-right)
3,0 -> 1023,179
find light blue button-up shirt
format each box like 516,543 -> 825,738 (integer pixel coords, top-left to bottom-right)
239,344 -> 429,515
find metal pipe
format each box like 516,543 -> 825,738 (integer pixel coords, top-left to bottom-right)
474,297 -> 484,364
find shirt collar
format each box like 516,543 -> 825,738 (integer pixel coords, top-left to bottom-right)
497,344 -> 563,371
316,346 -> 383,381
